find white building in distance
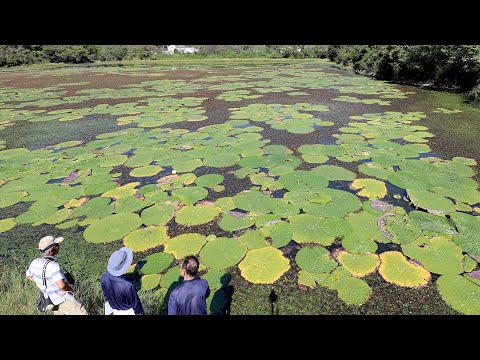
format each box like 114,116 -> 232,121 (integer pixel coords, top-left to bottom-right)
164,45 -> 198,55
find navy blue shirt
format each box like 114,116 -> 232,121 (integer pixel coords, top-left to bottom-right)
101,272 -> 144,315
168,278 -> 210,315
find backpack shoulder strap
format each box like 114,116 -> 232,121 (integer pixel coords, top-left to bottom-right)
41,259 -> 52,290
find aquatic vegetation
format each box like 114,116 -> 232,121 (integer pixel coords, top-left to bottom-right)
238,247 -> 290,284
378,251 -> 431,287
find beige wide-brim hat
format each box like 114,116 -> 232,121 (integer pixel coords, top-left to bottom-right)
38,235 -> 64,252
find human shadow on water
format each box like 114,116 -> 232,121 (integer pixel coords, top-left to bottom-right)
209,273 -> 234,315
269,289 -> 278,315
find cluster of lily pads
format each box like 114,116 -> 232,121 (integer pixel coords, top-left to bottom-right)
0,64 -> 479,314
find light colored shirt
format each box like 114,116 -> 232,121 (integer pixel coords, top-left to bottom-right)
26,257 -> 73,305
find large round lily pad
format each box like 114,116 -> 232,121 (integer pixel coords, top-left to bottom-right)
337,251 -> 380,277
218,213 -> 255,232
407,189 -> 456,214
171,186 -> 208,206
232,190 -> 277,213
302,188 -> 362,218
159,267 -> 184,289
199,237 -> 248,270
290,214 -> 352,245
237,230 -> 270,250
195,174 -> 224,188
141,203 -> 177,226
436,274 -> 480,315
175,205 -> 221,226
163,233 -> 207,259
402,236 -> 464,275
278,170 -> 329,191
137,252 -> 174,275
123,226 -> 169,252
238,247 -> 290,284
295,246 -> 337,274
408,210 -> 456,236
84,213 -> 142,243
130,165 -> 162,177
140,274 -> 161,291
378,251 -> 431,287
335,277 -> 372,305
351,178 -> 387,199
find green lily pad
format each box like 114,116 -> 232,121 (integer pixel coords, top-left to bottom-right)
463,255 -> 477,272
203,154 -> 240,168
102,182 -> 139,200
175,205 -> 221,226
123,226 -> 169,252
450,212 -> 480,257
56,219 -> 79,229
218,213 -> 255,232
159,267 -> 184,289
335,277 -> 372,305
452,157 -> 476,166
214,197 -> 236,211
436,275 -> 480,315
164,233 -> 207,259
171,186 -> 208,206
237,230 -> 270,250
199,237 -> 248,270
140,274 -> 161,291
0,218 -> 16,233
351,179 -> 387,199
302,188 -> 362,218
0,191 -> 28,208
173,159 -> 203,173
298,270 -> 318,289
141,203 -> 177,226
261,221 -> 293,248
84,213 -> 142,243
137,252 -> 174,275
130,165 -> 162,177
341,233 -> 378,254
295,246 -> 338,274
336,251 -> 380,277
202,270 -> 232,291
278,170 -> 329,191
378,251 -> 431,287
407,189 -> 456,214
402,236 -> 464,275
290,214 -> 352,245
311,165 -> 356,181
408,210 -> 456,235
195,174 -> 224,188
233,190 -> 277,213
238,247 -> 290,284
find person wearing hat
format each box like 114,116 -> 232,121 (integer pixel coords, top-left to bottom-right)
26,235 -> 88,315
101,247 -> 144,315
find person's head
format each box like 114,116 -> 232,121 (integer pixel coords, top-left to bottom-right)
179,256 -> 199,279
38,236 -> 64,257
107,247 -> 133,277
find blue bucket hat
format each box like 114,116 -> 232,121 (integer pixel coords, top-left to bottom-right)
107,247 -> 133,276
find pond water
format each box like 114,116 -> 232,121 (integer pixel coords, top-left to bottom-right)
0,61 -> 479,315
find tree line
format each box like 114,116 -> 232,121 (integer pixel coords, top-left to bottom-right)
1,45 -> 479,101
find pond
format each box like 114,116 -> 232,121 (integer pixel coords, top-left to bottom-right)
0,61 -> 479,314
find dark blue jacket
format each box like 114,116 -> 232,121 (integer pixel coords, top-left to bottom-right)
168,278 -> 210,315
101,272 -> 144,315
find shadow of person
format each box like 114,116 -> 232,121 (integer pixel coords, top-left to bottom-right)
161,275 -> 184,311
209,273 -> 234,315
269,289 -> 278,315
